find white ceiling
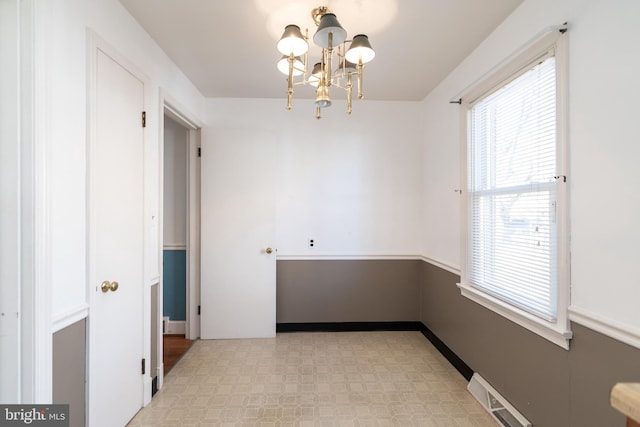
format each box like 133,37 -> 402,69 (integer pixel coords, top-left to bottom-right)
119,0 -> 523,101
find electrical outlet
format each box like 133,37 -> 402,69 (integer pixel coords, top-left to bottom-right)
308,238 -> 315,248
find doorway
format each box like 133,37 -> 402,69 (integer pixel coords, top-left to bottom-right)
162,114 -> 190,371
156,101 -> 201,387
162,114 -> 189,339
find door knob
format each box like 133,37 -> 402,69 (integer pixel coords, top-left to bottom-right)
265,247 -> 273,254
101,280 -> 119,293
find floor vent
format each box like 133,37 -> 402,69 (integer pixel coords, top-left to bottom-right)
467,373 -> 532,427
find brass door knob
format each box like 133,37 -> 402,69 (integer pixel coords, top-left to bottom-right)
265,247 -> 273,254
101,280 -> 119,293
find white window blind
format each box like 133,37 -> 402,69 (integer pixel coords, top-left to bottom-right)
468,54 -> 558,321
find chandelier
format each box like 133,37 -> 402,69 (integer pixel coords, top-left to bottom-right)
276,6 -> 376,119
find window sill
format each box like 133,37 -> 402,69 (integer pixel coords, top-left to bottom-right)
457,282 -> 572,350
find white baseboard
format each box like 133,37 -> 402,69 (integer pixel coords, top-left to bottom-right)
163,319 -> 186,335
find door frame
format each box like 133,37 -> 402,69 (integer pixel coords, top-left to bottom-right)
156,91 -> 202,390
1,0 -> 51,404
86,31 -> 152,424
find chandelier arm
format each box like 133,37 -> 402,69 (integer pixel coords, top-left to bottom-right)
322,48 -> 327,76
287,54 -> 295,110
347,74 -> 353,115
292,80 -> 310,87
302,29 -> 310,84
356,61 -> 364,100
326,32 -> 333,87
302,52 -> 309,84
292,65 -> 306,74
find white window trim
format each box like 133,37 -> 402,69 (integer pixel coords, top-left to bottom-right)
458,28 -> 572,350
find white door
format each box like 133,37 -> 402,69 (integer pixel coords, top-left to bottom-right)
200,128 -> 276,339
89,48 -> 144,426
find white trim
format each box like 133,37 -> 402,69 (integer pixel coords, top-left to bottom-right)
186,128 -> 200,341
159,89 -> 203,342
458,282 -> 572,349
450,24 -> 568,103
142,376 -> 152,407
569,306 -> 640,350
0,0 -> 22,402
161,90 -> 203,130
52,304 -> 89,333
164,103 -> 200,130
156,365 -> 164,391
163,244 -> 187,250
276,254 -> 422,261
275,255 -> 462,277
163,320 -> 186,335
32,0 -> 52,402
18,0 -> 53,403
418,256 -> 461,275
457,27 -> 572,351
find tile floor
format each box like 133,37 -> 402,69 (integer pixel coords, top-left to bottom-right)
128,331 -> 497,426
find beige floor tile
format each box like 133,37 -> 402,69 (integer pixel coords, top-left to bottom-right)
128,332 -> 497,426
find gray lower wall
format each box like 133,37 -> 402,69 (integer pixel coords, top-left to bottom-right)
52,318 -> 86,427
419,261 -> 640,427
276,259 -> 640,426
276,259 -> 421,323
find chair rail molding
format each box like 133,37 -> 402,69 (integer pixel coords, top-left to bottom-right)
569,305 -> 640,350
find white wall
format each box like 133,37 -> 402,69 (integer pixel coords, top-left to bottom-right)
205,98 -> 424,258
42,0 -> 204,323
566,0 -> 640,338
28,0 -> 205,404
421,0 -> 640,342
163,117 -> 188,247
0,0 -> 21,402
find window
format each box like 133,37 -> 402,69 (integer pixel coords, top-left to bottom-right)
458,30 -> 571,349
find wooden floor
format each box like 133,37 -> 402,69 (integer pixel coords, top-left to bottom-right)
163,334 -> 192,374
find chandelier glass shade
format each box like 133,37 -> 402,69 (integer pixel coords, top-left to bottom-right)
276,6 -> 375,119
276,25 -> 309,57
277,55 -> 304,76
